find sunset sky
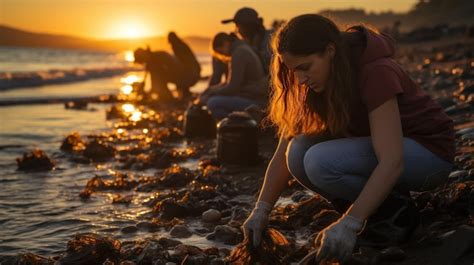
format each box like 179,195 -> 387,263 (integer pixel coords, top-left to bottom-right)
1,0 -> 417,39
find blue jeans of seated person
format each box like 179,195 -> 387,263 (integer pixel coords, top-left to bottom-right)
286,135 -> 453,202
207,95 -> 259,120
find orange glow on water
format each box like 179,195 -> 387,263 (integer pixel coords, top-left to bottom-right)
121,75 -> 141,85
120,85 -> 133,95
130,110 -> 142,122
121,103 -> 135,113
124,50 -> 135,62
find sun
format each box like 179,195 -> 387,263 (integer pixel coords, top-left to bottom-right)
110,20 -> 153,39
123,24 -> 144,39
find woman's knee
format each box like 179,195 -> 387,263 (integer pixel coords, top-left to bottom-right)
303,142 -> 338,188
286,135 -> 313,179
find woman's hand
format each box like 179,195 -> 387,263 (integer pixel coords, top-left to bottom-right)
314,214 -> 365,263
242,201 -> 273,247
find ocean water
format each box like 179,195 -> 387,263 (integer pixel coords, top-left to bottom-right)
0,47 -> 212,255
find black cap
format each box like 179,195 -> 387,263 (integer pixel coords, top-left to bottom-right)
221,7 -> 259,24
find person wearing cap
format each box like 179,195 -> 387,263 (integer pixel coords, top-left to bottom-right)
199,32 -> 268,120
222,7 -> 273,75
133,32 -> 200,102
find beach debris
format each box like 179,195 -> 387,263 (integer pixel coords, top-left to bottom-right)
270,195 -> 333,229
79,172 -> 145,198
227,228 -> 291,264
60,132 -> 85,152
159,165 -> 195,187
57,233 -> 121,265
16,149 -> 55,171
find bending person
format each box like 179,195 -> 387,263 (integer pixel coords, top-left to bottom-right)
134,33 -> 200,102
242,15 -> 454,263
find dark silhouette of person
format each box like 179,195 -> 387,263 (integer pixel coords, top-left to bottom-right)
134,32 -> 200,102
221,7 -> 273,75
168,32 -> 201,99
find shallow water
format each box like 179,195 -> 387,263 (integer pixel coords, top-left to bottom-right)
0,55 -> 216,256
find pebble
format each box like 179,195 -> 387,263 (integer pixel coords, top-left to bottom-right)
202,209 -> 222,223
158,237 -> 182,249
169,224 -> 192,238
448,170 -> 468,179
455,127 -> 474,137
206,225 -> 242,245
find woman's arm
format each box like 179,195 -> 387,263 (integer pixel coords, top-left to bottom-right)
257,136 -> 292,205
347,97 -> 404,220
213,48 -> 247,95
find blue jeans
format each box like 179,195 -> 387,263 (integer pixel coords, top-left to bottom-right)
207,95 -> 259,120
286,135 -> 453,201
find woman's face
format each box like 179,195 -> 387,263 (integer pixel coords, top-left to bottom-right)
215,41 -> 232,56
280,45 -> 334,93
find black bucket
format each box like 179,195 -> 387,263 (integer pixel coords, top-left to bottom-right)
217,112 -> 259,165
183,104 -> 216,138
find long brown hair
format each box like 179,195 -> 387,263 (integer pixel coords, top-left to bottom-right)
268,14 -> 355,138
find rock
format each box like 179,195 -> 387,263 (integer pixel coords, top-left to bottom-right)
158,237 -> 182,249
455,127 -> 474,137
202,209 -> 222,223
135,241 -> 167,264
136,221 -> 154,230
83,139 -> 115,162
154,197 -> 189,219
448,170 -> 468,179
181,254 -> 208,264
461,132 -> 474,141
436,225 -> 474,265
206,225 -> 242,245
16,149 -> 55,171
170,225 -> 192,238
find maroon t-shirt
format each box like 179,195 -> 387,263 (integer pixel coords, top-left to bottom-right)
346,27 -> 455,163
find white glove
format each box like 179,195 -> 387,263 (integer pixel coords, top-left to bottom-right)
242,201 -> 273,247
314,214 -> 365,263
